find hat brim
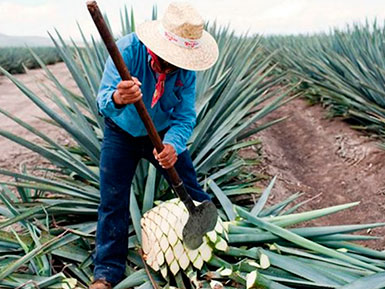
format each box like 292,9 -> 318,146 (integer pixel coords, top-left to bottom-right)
136,20 -> 219,71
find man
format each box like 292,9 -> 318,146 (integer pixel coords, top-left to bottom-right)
90,2 -> 219,289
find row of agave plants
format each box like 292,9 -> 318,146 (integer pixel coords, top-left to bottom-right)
0,5 -> 385,289
263,20 -> 385,148
0,47 -> 62,74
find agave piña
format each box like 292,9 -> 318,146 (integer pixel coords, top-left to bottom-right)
141,198 -> 228,277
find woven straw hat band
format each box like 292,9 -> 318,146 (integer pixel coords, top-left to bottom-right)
162,2 -> 204,40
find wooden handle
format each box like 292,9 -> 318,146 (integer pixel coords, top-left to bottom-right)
86,1 -> 185,188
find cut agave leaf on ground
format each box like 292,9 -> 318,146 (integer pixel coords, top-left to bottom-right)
339,272 -> 385,289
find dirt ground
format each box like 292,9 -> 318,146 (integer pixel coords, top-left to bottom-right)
1,62 -> 385,249
251,98 -> 385,250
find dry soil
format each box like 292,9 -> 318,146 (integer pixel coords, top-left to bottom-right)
251,98 -> 385,249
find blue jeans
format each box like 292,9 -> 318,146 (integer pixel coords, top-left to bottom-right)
93,118 -> 210,285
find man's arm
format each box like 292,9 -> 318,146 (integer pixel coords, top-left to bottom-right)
96,36 -> 140,117
162,72 -> 197,155
97,53 -> 125,117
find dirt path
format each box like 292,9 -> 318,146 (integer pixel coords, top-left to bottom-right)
0,62 -> 78,178
253,98 -> 385,249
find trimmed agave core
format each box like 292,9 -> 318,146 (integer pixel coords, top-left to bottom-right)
141,198 -> 228,278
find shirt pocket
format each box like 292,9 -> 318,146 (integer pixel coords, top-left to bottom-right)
159,90 -> 181,112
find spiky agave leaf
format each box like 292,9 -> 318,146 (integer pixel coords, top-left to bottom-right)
138,191 -> 385,289
2,174 -> 385,289
264,21 -> 385,145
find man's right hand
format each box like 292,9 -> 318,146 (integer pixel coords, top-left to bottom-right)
113,77 -> 142,106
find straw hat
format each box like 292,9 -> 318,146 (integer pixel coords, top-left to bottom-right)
136,2 -> 219,71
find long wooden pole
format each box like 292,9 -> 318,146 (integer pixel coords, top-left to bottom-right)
86,0 -> 197,213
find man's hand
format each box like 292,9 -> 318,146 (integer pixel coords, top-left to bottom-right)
153,144 -> 177,169
113,77 -> 142,106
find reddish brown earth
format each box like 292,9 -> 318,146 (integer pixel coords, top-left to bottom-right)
249,97 -> 385,250
1,62 -> 385,249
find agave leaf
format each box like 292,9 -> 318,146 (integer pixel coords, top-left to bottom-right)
259,192 -> 303,217
267,202 -> 360,227
28,46 -> 101,142
339,272 -> 385,289
52,242 -> 90,263
223,187 -> 261,196
2,272 -> 76,289
0,204 -> 53,230
313,234 -> 379,242
207,179 -> 236,221
273,244 -> 372,273
236,206 -> 383,272
130,189 -> 142,243
142,164 -> 157,214
0,107 -> 92,177
261,274 -> 336,288
206,160 -> 244,183
71,39 -> 101,98
251,176 -> 277,216
114,269 -> 149,289
0,129 -> 98,181
0,168 -> 99,197
49,29 -> 102,135
65,263 -> 91,286
228,223 -> 385,242
77,21 -> 104,79
262,249 -> 344,286
0,232 -> 69,279
0,66 -> 101,166
0,181 -> 98,202
320,241 -> 385,260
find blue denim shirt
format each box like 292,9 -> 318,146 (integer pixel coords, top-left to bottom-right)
97,33 -> 197,155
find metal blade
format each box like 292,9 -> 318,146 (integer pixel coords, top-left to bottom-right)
182,201 -> 218,250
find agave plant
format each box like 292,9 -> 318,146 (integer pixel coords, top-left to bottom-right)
2,174 -> 385,289
1,4 -> 384,289
133,178 -> 385,289
0,47 -> 62,75
0,4 -> 294,288
263,21 -> 385,144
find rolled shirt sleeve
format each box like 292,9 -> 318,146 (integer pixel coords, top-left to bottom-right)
163,72 -> 197,155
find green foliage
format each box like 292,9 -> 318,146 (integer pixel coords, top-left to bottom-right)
0,5 -> 383,289
0,5 -> 293,287
263,20 -> 385,143
0,47 -> 62,74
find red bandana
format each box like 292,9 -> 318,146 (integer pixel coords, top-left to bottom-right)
147,49 -> 167,108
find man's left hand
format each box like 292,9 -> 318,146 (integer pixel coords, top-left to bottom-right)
153,144 -> 177,169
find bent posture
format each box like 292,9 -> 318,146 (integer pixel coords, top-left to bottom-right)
90,2 -> 219,289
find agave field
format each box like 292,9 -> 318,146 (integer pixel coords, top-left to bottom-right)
0,47 -> 62,74
1,5 -> 385,289
263,21 -> 385,147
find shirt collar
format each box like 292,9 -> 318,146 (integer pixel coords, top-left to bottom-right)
147,50 -> 179,76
